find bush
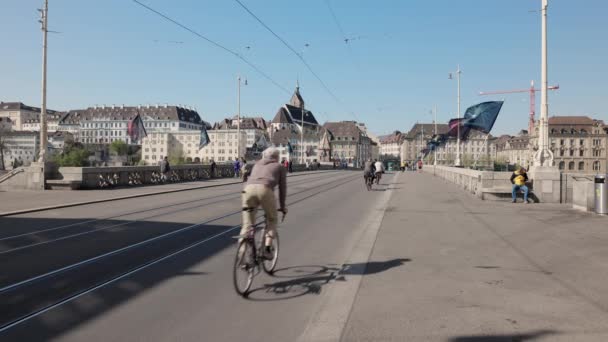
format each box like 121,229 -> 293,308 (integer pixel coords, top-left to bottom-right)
52,146 -> 91,167
110,140 -> 128,156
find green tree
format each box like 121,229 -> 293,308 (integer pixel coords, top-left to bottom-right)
52,143 -> 91,167
110,140 -> 128,156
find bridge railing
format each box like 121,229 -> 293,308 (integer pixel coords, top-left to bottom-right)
55,163 -> 337,189
425,165 -> 513,198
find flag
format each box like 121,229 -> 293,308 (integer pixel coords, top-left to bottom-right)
447,118 -> 471,140
199,125 -> 210,149
287,141 -> 294,154
127,114 -> 147,143
462,101 -> 504,134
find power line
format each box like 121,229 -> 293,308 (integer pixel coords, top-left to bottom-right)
132,0 -> 290,95
233,0 -> 342,105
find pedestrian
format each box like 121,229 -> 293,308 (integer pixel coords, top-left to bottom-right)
210,159 -> 216,178
417,159 -> 423,173
305,160 -> 310,170
288,159 -> 293,173
234,158 -> 241,178
160,156 -> 170,182
400,160 -> 406,172
510,167 -> 531,204
241,158 -> 250,182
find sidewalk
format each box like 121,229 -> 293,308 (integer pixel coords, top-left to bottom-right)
0,170 -> 337,216
342,172 -> 608,341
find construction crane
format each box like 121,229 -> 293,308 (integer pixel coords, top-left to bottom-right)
479,80 -> 559,135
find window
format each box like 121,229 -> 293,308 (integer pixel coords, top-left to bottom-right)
569,150 -> 574,157
559,150 -> 564,157
560,139 -> 564,146
570,139 -> 574,146
580,150 -> 584,157
580,139 -> 584,146
568,161 -> 575,170
593,161 -> 601,171
578,162 -> 585,171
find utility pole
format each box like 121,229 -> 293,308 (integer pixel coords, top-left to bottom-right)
236,75 -> 246,160
38,0 -> 48,163
534,0 -> 553,168
434,105 -> 438,166
449,66 -> 462,166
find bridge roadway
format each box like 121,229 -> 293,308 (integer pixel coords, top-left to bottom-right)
0,170 -> 386,341
2,170 -> 608,341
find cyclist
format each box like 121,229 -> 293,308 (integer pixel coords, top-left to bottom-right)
241,147 -> 287,259
374,159 -> 385,184
363,159 -> 374,189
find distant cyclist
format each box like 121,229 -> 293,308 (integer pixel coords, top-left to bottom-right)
363,159 -> 374,189
374,159 -> 385,184
241,147 -> 287,259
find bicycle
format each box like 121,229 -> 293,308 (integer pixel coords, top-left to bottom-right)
365,173 -> 374,191
233,210 -> 285,297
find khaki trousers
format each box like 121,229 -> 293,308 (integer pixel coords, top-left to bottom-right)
241,184 -> 277,246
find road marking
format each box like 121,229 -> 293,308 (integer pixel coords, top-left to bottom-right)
296,173 -> 399,342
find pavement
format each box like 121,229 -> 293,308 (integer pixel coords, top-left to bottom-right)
1,170 -> 608,341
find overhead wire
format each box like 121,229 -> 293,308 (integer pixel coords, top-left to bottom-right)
233,0 -> 343,106
132,0 -> 290,95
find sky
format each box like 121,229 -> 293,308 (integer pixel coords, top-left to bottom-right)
1,0 -> 607,137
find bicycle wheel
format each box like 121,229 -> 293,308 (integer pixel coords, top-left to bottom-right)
233,240 -> 254,296
262,229 -> 280,274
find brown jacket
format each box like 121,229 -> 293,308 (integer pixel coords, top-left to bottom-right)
246,158 -> 287,209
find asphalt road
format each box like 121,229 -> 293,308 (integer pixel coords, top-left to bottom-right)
0,170 -> 394,341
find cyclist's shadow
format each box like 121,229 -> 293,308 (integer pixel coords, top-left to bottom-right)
245,259 -> 410,301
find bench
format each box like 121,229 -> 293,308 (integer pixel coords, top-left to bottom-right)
481,182 -> 537,202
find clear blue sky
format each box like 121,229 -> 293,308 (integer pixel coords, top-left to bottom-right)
1,0 -> 606,136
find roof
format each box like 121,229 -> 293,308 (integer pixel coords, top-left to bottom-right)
60,105 -> 203,125
548,116 -> 595,126
272,107 -> 294,124
285,105 -> 319,126
215,117 -> 268,130
0,102 -> 59,115
323,121 -> 363,142
405,123 -> 449,139
378,131 -> 403,144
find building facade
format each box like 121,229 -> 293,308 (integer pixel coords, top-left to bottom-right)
60,104 -> 206,145
269,86 -> 329,164
324,121 -> 373,167
434,130 -> 495,168
378,131 -> 404,160
529,116 -> 608,173
141,129 -> 247,164
401,123 -> 449,164
0,102 -> 60,131
1,131 -> 40,169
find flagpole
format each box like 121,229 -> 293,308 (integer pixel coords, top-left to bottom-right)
434,105 -> 437,166
237,75 -> 241,160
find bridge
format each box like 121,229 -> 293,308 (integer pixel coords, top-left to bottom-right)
0,168 -> 607,341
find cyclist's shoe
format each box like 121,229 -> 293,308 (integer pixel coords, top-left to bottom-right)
263,246 -> 274,260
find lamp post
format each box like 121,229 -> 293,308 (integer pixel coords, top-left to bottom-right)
38,0 -> 48,163
533,0 -> 553,168
449,65 -> 462,166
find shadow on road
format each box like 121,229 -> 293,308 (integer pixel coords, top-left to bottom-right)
0,216 -> 239,341
246,258 -> 411,301
449,329 -> 558,342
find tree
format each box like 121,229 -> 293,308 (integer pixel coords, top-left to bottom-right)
52,143 -> 91,167
110,140 -> 128,156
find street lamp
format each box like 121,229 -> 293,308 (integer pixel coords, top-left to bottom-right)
237,75 -> 247,160
38,0 -> 49,164
449,65 -> 462,167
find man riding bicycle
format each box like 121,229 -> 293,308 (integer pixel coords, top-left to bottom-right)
363,159 -> 375,188
374,159 -> 385,184
241,147 -> 287,259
